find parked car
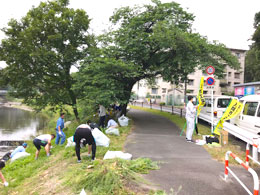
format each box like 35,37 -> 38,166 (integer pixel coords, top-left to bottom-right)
199,95 -> 237,125
231,95 -> 260,135
133,99 -> 144,103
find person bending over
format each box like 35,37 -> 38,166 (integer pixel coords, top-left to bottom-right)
87,120 -> 100,130
0,161 -> 8,187
33,134 -> 55,159
107,119 -> 118,129
10,143 -> 28,158
74,127 -> 96,163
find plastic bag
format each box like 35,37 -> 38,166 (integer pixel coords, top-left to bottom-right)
65,136 -> 75,148
118,115 -> 129,126
92,128 -> 110,147
80,188 -> 86,195
105,128 -> 120,136
195,140 -> 206,145
11,152 -> 30,162
103,150 -> 132,160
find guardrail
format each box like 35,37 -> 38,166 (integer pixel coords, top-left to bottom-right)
246,142 -> 260,166
132,102 -> 186,118
225,151 -> 259,195
223,122 -> 260,161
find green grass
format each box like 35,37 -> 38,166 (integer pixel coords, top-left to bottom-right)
1,114 -> 160,195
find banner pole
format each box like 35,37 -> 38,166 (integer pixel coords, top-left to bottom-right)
211,86 -> 214,134
180,122 -> 186,136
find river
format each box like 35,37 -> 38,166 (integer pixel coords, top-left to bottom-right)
0,106 -> 47,157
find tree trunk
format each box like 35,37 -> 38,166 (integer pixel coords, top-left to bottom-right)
68,89 -> 79,120
120,82 -> 135,116
121,104 -> 127,116
184,80 -> 187,107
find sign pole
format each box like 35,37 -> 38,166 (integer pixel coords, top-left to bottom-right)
205,66 -> 215,134
211,86 -> 214,134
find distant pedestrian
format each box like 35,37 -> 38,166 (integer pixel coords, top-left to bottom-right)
185,96 -> 197,142
33,134 -> 55,159
55,113 -> 66,145
0,161 -> 8,187
98,105 -> 106,128
74,126 -> 96,163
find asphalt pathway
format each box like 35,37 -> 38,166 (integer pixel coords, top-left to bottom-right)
125,109 -> 258,195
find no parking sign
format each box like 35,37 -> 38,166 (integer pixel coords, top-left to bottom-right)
206,77 -> 215,86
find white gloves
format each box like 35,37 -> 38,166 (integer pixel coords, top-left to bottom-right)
59,132 -> 62,136
4,181 -> 8,187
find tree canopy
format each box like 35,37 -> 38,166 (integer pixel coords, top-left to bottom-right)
0,0 -> 94,118
78,0 -> 239,113
245,11 -> 260,82
0,0 -> 240,117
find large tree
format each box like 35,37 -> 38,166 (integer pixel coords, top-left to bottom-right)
79,0 -> 239,114
0,0 -> 94,119
245,11 -> 260,82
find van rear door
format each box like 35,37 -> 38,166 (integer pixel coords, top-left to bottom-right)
255,105 -> 260,134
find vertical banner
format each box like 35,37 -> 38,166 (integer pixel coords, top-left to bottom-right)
197,77 -> 205,116
214,99 -> 243,135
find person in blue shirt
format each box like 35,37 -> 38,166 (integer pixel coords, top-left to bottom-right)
10,143 -> 27,158
55,113 -> 66,145
107,119 -> 118,129
1,143 -> 27,162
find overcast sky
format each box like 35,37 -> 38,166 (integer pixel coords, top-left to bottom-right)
0,0 -> 259,67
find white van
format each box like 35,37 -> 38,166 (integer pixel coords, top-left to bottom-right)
199,95 -> 237,125
231,95 -> 260,135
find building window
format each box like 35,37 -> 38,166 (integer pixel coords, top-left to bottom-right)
235,52 -> 241,59
228,82 -> 231,86
213,91 -> 216,94
228,72 -> 232,77
234,73 -> 240,79
151,88 -> 158,94
234,82 -> 240,85
188,79 -> 194,86
162,88 -> 166,93
204,91 -> 208,94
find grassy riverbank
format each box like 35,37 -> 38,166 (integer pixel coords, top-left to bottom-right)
131,106 -> 247,166
1,109 -> 161,195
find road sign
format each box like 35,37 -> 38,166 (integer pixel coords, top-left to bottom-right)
206,66 -> 215,75
206,77 -> 215,86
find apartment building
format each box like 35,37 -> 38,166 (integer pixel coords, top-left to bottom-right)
132,48 -> 246,104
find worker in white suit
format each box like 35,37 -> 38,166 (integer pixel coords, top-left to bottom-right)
186,96 -> 197,142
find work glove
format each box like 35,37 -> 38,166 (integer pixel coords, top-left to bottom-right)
59,132 -> 62,136
4,181 -> 8,187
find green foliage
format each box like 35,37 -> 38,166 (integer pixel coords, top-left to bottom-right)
75,55 -> 138,108
159,102 -> 165,106
0,0 -> 95,119
107,0 -> 239,82
76,0 -> 239,113
245,12 -> 260,82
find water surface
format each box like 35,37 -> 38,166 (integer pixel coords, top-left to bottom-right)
0,106 -> 47,141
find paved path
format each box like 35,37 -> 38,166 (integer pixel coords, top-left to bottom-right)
125,109 -> 258,195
